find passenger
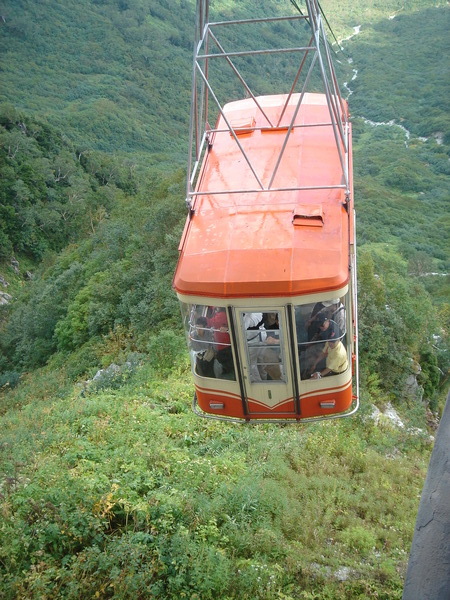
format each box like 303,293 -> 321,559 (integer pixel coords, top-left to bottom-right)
190,316 -> 214,352
259,313 -> 282,380
323,299 -> 346,336
315,313 -> 339,341
192,316 -> 216,377
305,298 -> 345,341
305,302 -> 326,340
207,308 -> 234,378
310,337 -> 349,379
243,312 -> 264,381
244,312 -> 282,381
207,307 -> 230,351
300,313 -> 338,378
263,312 -> 280,344
244,312 -> 264,338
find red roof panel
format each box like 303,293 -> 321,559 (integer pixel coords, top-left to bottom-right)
174,93 -> 350,298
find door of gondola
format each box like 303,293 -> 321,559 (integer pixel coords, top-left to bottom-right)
234,308 -> 298,416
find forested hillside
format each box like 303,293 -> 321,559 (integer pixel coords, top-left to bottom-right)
0,1 -> 449,598
0,0 -> 194,156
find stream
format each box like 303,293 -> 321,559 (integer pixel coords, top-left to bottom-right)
337,18 -> 435,145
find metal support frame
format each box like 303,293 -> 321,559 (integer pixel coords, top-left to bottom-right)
186,0 -> 351,209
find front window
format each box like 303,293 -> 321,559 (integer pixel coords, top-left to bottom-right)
240,311 -> 287,383
180,303 -> 235,380
295,297 -> 349,380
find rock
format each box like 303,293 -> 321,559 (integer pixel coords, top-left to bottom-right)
384,402 -> 405,428
411,359 -> 422,375
92,363 -> 121,381
404,374 -> 423,401
334,566 -> 352,582
0,291 -> 12,305
10,257 -> 19,274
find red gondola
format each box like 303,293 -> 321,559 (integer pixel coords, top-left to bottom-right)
173,0 -> 359,422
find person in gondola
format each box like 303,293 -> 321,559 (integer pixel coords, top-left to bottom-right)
304,314 -> 348,379
259,312 -> 282,380
192,316 -> 216,377
191,316 -> 214,352
315,313 -> 339,342
301,313 -> 340,378
244,312 -> 264,381
206,307 -> 230,351
310,334 -> 349,379
245,312 -> 282,381
206,307 -> 234,378
305,298 -> 345,341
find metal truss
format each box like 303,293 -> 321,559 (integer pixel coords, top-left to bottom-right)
186,0 -> 350,208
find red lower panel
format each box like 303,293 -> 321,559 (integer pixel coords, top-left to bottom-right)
195,383 -> 353,420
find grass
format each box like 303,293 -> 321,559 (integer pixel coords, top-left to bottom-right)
0,356 -> 432,599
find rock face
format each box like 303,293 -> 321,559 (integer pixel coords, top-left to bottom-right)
403,360 -> 423,401
92,363 -> 122,383
404,373 -> 423,400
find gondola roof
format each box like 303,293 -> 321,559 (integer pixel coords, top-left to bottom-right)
174,93 -> 350,299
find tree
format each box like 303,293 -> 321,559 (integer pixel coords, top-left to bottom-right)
357,244 -> 439,398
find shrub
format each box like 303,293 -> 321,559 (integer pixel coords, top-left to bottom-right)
0,370 -> 21,389
338,525 -> 377,557
147,330 -> 186,376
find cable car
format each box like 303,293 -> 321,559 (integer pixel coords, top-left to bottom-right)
173,0 -> 359,422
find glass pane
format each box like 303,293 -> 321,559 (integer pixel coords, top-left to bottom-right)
180,303 -> 235,380
295,297 -> 348,380
242,312 -> 286,383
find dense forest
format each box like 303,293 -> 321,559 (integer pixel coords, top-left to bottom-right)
0,0 -> 449,598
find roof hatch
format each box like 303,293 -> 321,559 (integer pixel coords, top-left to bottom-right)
292,204 -> 324,227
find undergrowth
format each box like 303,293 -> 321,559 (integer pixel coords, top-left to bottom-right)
0,357 -> 432,600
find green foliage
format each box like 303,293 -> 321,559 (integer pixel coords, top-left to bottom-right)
0,259 -> 85,369
61,339 -> 103,381
0,370 -> 21,389
357,244 -> 440,398
0,0 -> 194,156
0,361 -> 431,599
147,330 -> 186,377
348,6 -> 450,142
0,168 -> 185,374
0,0 -> 312,158
0,105 -> 141,260
354,126 -> 449,271
418,348 -> 441,410
337,525 -> 377,557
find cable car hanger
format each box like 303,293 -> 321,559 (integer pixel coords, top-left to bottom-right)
187,0 -> 350,212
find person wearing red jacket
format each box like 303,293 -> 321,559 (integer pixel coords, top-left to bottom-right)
207,307 -> 230,351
